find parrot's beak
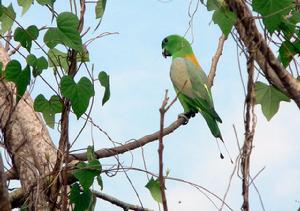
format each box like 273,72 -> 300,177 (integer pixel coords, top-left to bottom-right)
162,48 -> 171,58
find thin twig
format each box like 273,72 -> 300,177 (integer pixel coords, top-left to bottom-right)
158,90 -> 169,211
92,189 -> 153,211
208,34 -> 226,87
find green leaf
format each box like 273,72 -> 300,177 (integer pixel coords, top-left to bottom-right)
5,60 -> 31,101
36,0 -> 55,5
98,71 -> 110,105
17,0 -> 33,15
87,146 -> 96,162
70,183 -> 93,211
207,0 -> 219,11
48,48 -> 69,71
74,160 -> 101,190
0,4 -> 16,34
95,0 -> 107,19
278,41 -> 300,67
27,54 -> 48,77
34,95 -> 62,128
145,177 -> 162,203
27,54 -> 37,66
252,0 -> 293,33
44,28 -> 63,49
14,25 -> 39,52
212,7 -> 236,36
57,12 -> 82,51
60,76 -> 95,119
47,48 -> 89,72
255,81 -> 290,120
44,12 -> 83,51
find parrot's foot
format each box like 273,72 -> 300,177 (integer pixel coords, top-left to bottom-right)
178,111 -> 196,125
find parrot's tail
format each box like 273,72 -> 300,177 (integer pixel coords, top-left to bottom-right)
201,111 -> 223,141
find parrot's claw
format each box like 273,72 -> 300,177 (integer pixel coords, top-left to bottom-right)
178,111 -> 196,125
178,113 -> 189,125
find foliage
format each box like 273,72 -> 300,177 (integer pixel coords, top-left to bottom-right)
145,177 -> 162,203
33,95 -> 62,128
60,76 -> 95,119
95,0 -> 107,19
14,25 -> 39,52
71,147 -> 102,210
44,12 -> 83,52
255,82 -> 290,120
206,0 -> 237,36
5,60 -> 30,101
252,0 -> 293,33
98,71 -> 110,106
0,4 -> 16,34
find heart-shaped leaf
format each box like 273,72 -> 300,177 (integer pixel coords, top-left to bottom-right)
14,25 -> 39,52
44,12 -> 83,52
5,60 -> 31,101
27,54 -> 48,77
34,94 -> 62,128
60,76 -> 94,119
69,183 -> 93,211
255,81 -> 290,120
74,160 -> 101,190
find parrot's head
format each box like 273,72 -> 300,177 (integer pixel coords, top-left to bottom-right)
161,35 -> 192,59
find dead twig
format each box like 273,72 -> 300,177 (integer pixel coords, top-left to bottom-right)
208,34 -> 227,87
92,189 -> 153,211
158,90 -> 169,211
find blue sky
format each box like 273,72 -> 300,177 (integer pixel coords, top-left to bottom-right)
3,0 -> 300,210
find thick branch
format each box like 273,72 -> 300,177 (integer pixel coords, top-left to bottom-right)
225,0 -> 300,107
69,117 -> 186,162
0,42 -> 57,210
0,154 -> 11,211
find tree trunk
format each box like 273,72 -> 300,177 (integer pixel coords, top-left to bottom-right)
0,43 -> 57,210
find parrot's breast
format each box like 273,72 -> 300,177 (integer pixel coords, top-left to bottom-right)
170,58 -> 193,97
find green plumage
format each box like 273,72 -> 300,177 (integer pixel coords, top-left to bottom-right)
162,35 -> 223,140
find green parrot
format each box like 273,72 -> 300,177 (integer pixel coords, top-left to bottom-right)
161,34 -> 223,141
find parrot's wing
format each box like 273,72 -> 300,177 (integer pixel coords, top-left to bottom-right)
171,58 -> 222,123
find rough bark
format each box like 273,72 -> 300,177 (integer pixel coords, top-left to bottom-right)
0,153 -> 11,211
0,43 -> 57,210
225,0 -> 300,107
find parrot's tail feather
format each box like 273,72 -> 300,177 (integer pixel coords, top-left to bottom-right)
201,111 -> 223,140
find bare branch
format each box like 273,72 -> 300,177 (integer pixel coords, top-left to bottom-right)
92,189 -> 153,211
68,117 -> 187,162
208,34 -> 227,87
158,90 -> 169,211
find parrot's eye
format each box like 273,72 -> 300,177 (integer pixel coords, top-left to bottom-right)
163,38 -> 168,44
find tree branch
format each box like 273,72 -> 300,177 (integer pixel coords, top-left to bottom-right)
158,91 -> 169,211
241,52 -> 256,211
68,117 -> 187,162
92,189 -> 153,211
208,34 -> 226,87
225,0 -> 300,108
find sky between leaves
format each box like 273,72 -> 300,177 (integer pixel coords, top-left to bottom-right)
2,0 -> 300,210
